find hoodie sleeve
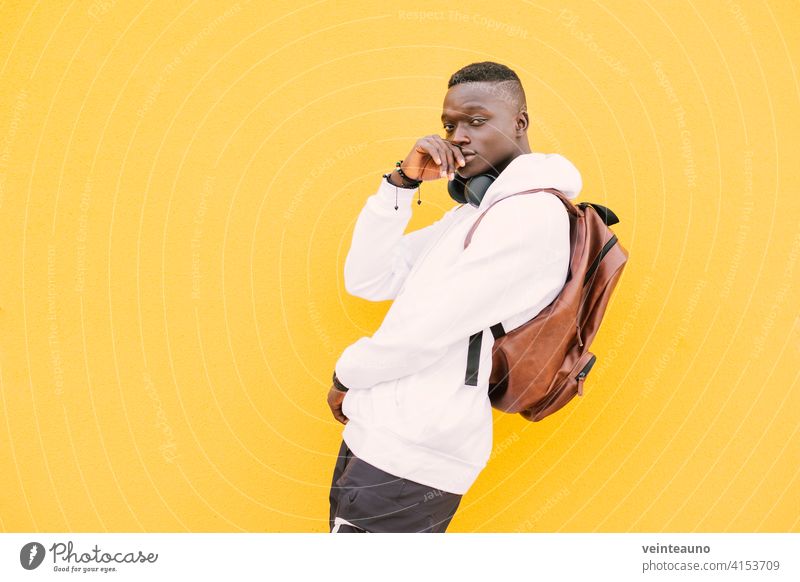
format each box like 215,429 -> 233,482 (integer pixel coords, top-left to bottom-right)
334,192 -> 571,390
343,177 -> 459,302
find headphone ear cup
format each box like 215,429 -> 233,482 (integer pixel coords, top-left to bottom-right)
464,174 -> 496,207
448,174 -> 468,204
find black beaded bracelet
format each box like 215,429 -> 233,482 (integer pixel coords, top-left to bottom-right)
332,371 -> 349,392
395,160 -> 422,188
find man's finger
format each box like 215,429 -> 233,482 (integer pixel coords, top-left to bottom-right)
442,143 -> 456,179
447,141 -> 467,167
333,406 -> 348,424
420,137 -> 441,166
432,140 -> 450,178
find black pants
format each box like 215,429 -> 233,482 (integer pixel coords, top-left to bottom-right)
328,439 -> 463,533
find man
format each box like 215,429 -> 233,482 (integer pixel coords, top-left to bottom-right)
327,61 -> 583,532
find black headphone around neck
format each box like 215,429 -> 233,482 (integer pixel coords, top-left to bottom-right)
447,171 -> 499,208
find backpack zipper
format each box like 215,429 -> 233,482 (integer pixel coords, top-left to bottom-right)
576,354 -> 597,396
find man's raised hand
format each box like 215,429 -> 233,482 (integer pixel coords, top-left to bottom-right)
400,135 -> 466,182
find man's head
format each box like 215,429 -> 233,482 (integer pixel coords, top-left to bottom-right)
442,61 -> 530,178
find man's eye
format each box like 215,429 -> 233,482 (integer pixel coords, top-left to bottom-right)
443,120 -> 483,131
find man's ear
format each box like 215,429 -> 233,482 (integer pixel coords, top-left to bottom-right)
516,110 -> 529,135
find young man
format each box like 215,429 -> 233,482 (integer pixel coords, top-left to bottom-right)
327,61 -> 583,533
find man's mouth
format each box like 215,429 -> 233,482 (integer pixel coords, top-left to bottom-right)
459,150 -> 477,164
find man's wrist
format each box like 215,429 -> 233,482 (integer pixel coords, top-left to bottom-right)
332,371 -> 349,392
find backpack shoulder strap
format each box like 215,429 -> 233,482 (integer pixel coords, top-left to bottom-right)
577,202 -> 619,226
463,188 -> 577,249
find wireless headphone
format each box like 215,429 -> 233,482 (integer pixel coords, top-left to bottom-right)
447,170 -> 499,208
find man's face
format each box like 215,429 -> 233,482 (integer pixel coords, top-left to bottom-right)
441,82 -> 525,178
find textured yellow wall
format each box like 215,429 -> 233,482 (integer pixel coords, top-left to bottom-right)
1,0 -> 798,533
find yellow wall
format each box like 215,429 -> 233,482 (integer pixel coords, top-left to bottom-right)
1,0 -> 798,533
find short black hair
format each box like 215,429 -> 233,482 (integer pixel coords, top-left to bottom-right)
447,61 -> 526,112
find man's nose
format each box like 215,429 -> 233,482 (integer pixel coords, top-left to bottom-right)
451,123 -> 470,144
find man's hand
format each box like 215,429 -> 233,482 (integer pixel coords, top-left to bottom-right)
400,135 -> 467,182
327,385 -> 349,425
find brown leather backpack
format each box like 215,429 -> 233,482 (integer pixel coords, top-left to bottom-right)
463,188 -> 628,422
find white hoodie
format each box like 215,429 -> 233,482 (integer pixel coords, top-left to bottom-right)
334,152 -> 583,494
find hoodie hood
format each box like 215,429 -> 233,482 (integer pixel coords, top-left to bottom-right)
477,152 -> 583,210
